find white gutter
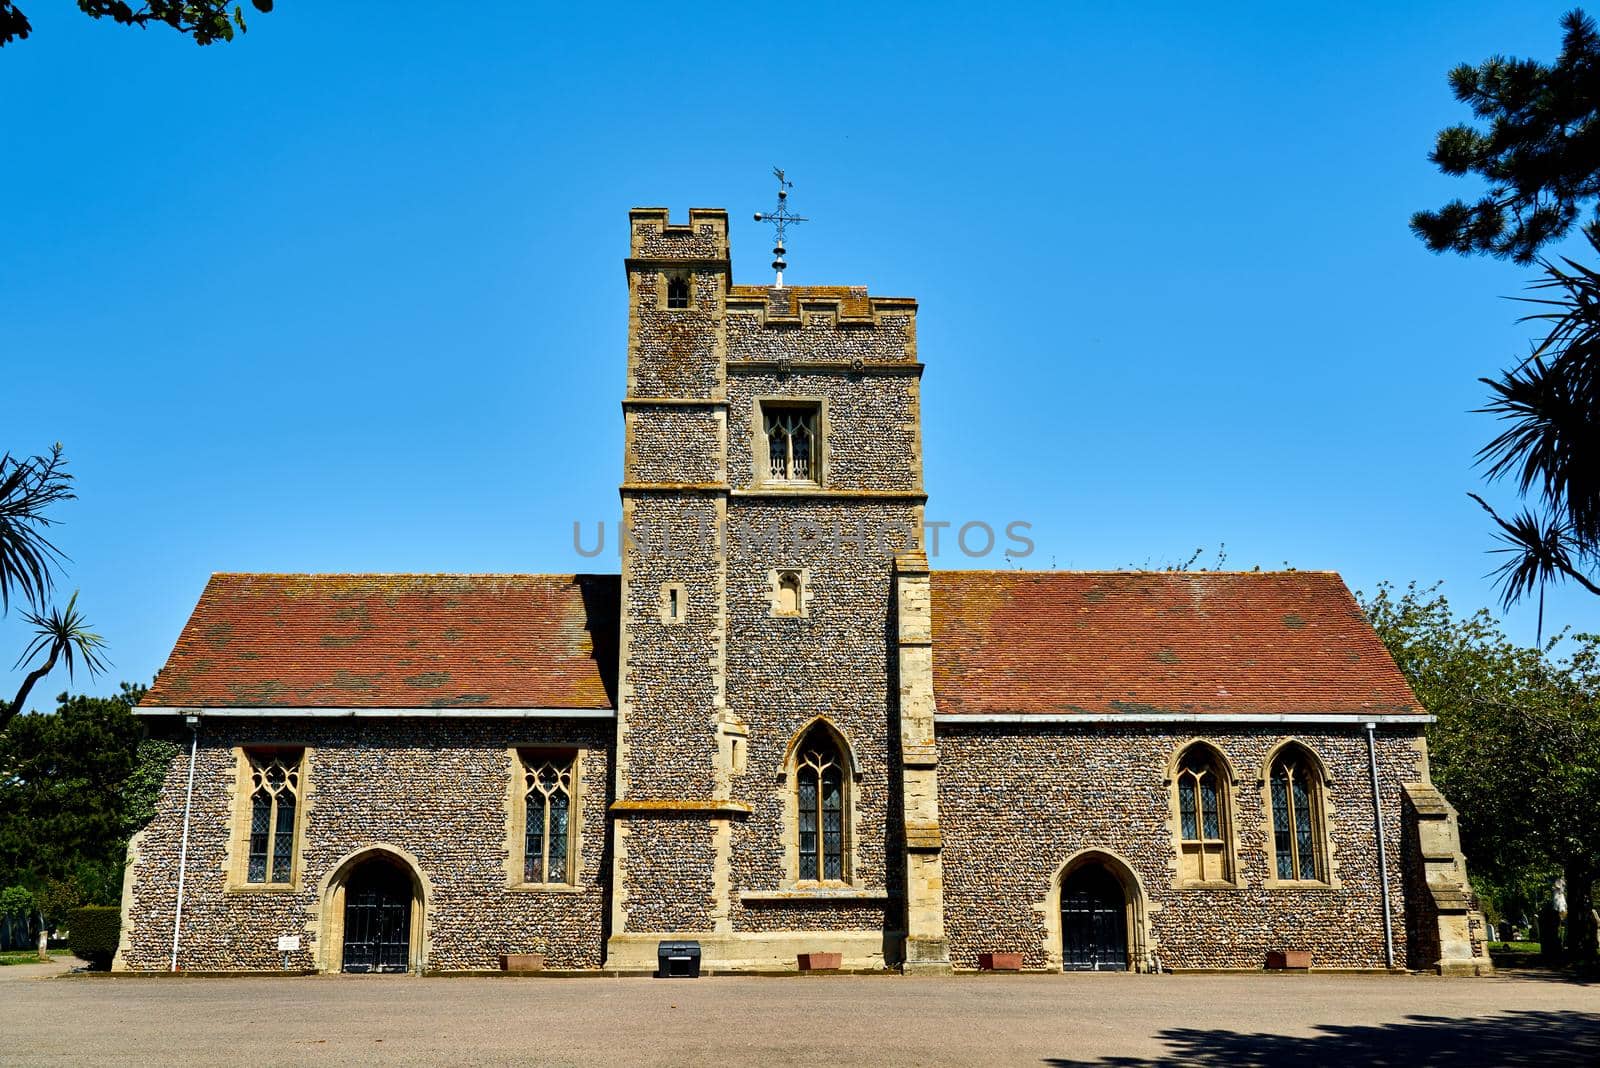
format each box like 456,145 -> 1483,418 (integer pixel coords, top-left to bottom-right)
935,712 -> 1433,726
137,706 -> 616,719
170,714 -> 200,972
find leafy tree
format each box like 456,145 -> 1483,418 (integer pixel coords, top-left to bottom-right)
1363,581 -> 1600,963
1412,10 -> 1600,264
0,0 -> 271,48
1415,10 -> 1600,627
0,884 -> 34,950
0,686 -> 152,909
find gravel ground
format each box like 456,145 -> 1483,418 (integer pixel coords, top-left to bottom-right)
4,970 -> 1598,1066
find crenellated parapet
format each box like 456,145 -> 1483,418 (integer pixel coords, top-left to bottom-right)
627,207 -> 730,264
725,286 -> 918,367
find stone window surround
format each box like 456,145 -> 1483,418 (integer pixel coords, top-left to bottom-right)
752,395 -> 829,490
654,268 -> 712,312
505,746 -> 587,893
658,581 -> 688,625
223,746 -> 310,893
1258,738 -> 1342,891
775,716 -> 862,890
1164,739 -> 1242,889
767,567 -> 812,618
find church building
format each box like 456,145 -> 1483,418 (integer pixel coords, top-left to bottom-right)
116,207 -> 1491,976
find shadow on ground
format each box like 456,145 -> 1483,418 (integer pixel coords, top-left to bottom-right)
1042,1010 -> 1600,1066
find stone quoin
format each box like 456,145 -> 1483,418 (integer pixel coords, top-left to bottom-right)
116,208 -> 1491,976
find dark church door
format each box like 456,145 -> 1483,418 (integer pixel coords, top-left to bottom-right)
1061,864 -> 1128,971
342,861 -> 413,973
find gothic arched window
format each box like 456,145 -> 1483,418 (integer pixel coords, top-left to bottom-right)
523,752 -> 576,884
795,725 -> 848,882
246,751 -> 301,884
1269,745 -> 1327,883
666,274 -> 691,309
1174,744 -> 1233,883
764,405 -> 819,483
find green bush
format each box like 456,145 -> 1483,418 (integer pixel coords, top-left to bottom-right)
67,905 -> 120,970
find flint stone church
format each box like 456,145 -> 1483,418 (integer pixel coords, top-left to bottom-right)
116,208 -> 1491,976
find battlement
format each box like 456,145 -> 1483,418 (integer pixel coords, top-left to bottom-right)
725,284 -> 918,364
727,284 -> 916,325
628,207 -> 730,262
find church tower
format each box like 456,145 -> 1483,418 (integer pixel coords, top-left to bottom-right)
609,203 -> 948,971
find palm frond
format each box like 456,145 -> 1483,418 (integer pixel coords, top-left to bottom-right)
1487,245 -> 1600,547
11,590 -> 109,680
0,443 -> 75,613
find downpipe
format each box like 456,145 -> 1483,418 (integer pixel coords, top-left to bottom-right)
1366,721 -> 1395,970
170,713 -> 200,972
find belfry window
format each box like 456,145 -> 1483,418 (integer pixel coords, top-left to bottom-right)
1269,746 -> 1326,883
246,751 -> 301,884
1174,745 -> 1233,883
523,752 -> 576,884
666,274 -> 691,309
795,725 -> 848,881
764,404 -> 819,483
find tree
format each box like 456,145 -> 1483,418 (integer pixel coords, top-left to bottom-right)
0,686 -> 156,913
1411,10 -> 1600,265
1363,581 -> 1600,963
1415,10 -> 1600,626
0,445 -> 112,730
5,592 -> 109,733
0,0 -> 271,48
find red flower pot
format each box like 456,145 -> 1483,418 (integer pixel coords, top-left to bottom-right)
979,952 -> 1023,971
797,952 -> 842,971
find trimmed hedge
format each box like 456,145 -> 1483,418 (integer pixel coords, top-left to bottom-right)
68,906 -> 121,970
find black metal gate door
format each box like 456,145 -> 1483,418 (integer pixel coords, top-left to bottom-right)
1061,864 -> 1128,971
342,862 -> 413,973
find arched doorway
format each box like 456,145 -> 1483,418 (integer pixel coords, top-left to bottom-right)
1060,862 -> 1129,971
317,846 -> 428,974
342,857 -> 414,972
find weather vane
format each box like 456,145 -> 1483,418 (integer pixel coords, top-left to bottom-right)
753,167 -> 808,289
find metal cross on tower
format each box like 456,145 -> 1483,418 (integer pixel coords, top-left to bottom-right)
753,167 -> 808,289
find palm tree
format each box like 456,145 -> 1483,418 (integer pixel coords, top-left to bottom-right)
3,591 -> 109,731
0,444 -> 74,613
1472,243 -> 1600,633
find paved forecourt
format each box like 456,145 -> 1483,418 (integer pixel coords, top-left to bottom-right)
5,971 -> 1599,1066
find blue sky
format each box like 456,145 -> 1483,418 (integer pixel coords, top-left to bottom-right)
2,1 -> 1596,706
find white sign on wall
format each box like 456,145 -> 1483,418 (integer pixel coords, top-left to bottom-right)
277,935 -> 301,952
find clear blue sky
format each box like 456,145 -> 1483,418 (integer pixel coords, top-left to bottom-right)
3,1 -> 1596,708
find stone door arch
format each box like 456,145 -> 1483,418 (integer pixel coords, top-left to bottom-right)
1042,849 -> 1153,973
315,844 -> 430,974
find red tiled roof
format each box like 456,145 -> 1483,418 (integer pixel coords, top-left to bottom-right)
141,574 -> 618,710
930,571 -> 1420,717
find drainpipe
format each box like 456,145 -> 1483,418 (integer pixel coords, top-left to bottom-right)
170,713 -> 201,972
1366,721 -> 1395,970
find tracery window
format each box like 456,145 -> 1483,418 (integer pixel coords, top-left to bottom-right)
1269,746 -> 1326,883
764,404 -> 819,483
246,751 -> 301,884
666,274 -> 691,309
795,726 -> 847,881
1174,746 -> 1233,883
523,752 -> 576,884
